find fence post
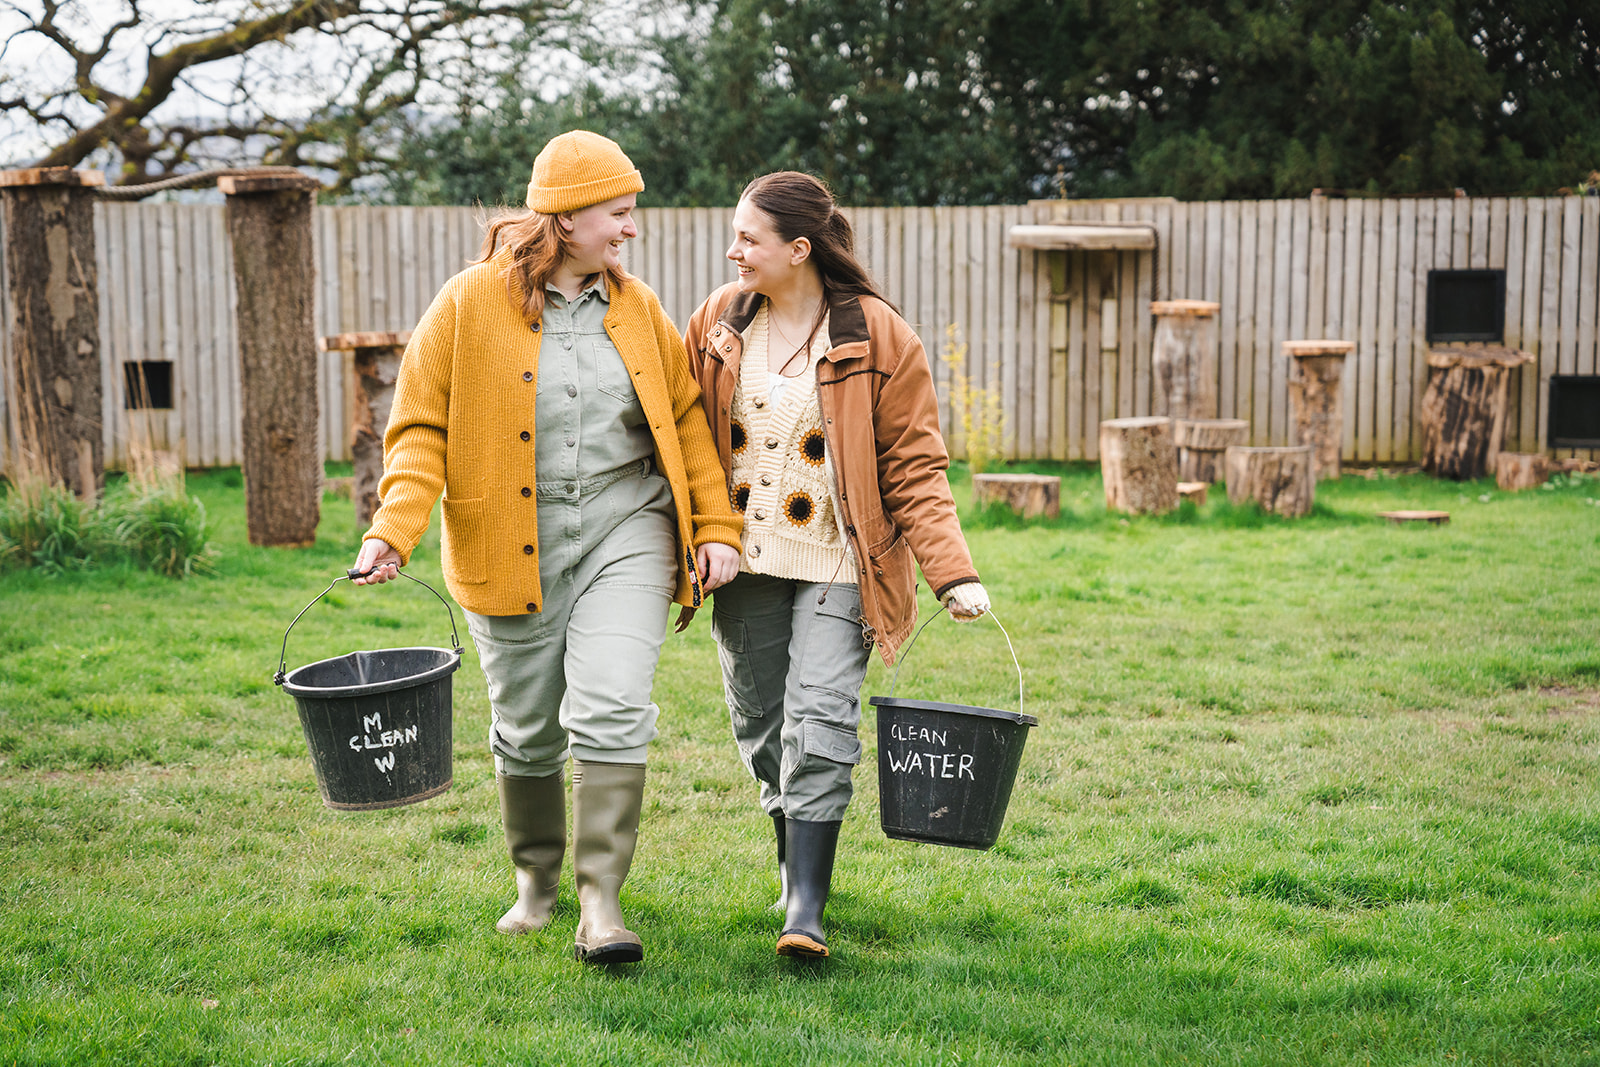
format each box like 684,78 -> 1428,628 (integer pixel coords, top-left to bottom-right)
0,167 -> 105,498
221,172 -> 323,546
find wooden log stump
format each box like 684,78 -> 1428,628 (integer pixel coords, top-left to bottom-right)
1173,418 -> 1249,483
1284,339 -> 1352,481
224,172 -> 324,547
1177,481 -> 1208,506
1225,445 -> 1314,517
318,330 -> 411,527
1099,417 -> 1178,515
972,472 -> 1061,519
0,167 -> 105,498
1420,345 -> 1534,481
1150,300 -> 1220,420
1494,451 -> 1550,491
1378,510 -> 1450,525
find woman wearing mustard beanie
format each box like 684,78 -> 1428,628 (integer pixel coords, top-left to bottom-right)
352,130 -> 742,965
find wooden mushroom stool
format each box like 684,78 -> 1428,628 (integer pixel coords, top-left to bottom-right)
1224,445 -> 1314,517
1099,416 -> 1178,515
1173,418 -> 1250,483
318,330 -> 412,526
1284,339 -> 1353,480
972,472 -> 1061,519
1150,300 -> 1221,420
1494,452 -> 1551,491
1420,345 -> 1534,480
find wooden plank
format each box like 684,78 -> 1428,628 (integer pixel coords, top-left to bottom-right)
1374,198 -> 1398,461
1323,198 -> 1346,341
1168,202 -> 1189,301
984,209 -> 1006,449
87,204 -> 111,469
1269,201 -> 1293,445
1538,200 -> 1562,453
1502,199 -> 1531,450
1083,250 -> 1103,460
1152,199 -> 1173,303
1235,202 -> 1259,435
933,206 -> 954,437
1471,196 -> 1491,269
1066,251 -> 1086,459
1203,201 -> 1224,303
949,207 -> 970,457
1341,200 -> 1366,461
1559,196 -> 1581,375
1579,197 -> 1599,381
1218,201 -> 1241,420
1118,243 -> 1137,419
1188,203 -> 1206,299
1392,199 -> 1416,462
1307,195 -> 1328,340
1405,200 -> 1434,461
174,204 -> 203,467
1452,197 -> 1471,267
1133,246 -> 1154,418
999,205 -> 1022,457
1289,198 -> 1310,348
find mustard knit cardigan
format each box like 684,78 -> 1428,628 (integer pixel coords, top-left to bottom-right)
365,247 -> 742,616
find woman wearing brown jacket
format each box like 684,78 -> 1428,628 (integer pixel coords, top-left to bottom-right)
682,171 -> 989,958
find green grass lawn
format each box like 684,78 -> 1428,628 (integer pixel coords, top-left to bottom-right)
2,463 -> 1598,1066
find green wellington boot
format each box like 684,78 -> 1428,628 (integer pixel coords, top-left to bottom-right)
771,812 -> 788,913
571,760 -> 646,964
776,818 -> 841,958
495,772 -> 566,934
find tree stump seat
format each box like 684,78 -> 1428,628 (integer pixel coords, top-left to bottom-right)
1177,481 -> 1208,505
1151,300 -> 1221,421
319,331 -> 412,526
1100,417 -> 1178,515
1284,339 -> 1352,480
1173,418 -> 1250,482
1421,345 -> 1534,480
1224,445 -> 1314,517
971,472 -> 1061,519
1494,452 -> 1550,491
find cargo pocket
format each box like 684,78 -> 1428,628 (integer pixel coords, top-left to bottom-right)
440,497 -> 488,585
711,610 -> 768,719
798,584 -> 870,701
797,719 -> 862,769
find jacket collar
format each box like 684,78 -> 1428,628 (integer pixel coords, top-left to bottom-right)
719,287 -> 871,357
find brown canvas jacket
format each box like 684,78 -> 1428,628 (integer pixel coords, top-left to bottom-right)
684,283 -> 979,662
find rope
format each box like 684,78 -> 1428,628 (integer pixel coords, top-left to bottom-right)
92,166 -> 312,200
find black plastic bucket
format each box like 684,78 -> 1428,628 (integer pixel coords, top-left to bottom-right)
870,609 -> 1037,850
274,570 -> 463,811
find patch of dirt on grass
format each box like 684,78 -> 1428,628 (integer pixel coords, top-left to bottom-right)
1539,686 -> 1600,716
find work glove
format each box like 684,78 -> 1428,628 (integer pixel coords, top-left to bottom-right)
942,581 -> 990,622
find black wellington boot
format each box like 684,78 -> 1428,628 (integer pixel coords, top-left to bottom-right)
771,813 -> 788,913
776,818 -> 840,958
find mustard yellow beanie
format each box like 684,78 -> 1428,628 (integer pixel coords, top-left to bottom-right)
525,131 -> 644,214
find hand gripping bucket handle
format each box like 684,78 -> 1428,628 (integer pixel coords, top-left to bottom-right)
871,603 -> 1036,850
273,568 -> 463,686
889,603 -> 1025,716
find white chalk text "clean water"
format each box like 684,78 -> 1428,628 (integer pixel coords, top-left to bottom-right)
884,722 -> 976,780
348,712 -> 419,773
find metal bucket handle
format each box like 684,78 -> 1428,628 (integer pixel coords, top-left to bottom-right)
273,568 -> 464,685
889,603 -> 1025,719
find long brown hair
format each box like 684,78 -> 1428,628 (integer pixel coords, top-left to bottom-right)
475,210 -> 627,325
740,172 -> 894,311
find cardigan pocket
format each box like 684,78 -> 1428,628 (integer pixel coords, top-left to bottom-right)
440,497 -> 488,585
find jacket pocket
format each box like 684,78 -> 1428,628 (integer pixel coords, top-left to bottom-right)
865,532 -> 915,634
440,497 -> 488,585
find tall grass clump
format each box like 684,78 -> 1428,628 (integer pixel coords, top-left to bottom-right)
939,323 -> 1008,472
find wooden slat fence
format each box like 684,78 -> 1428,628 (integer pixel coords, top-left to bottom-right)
1,197 -> 1595,474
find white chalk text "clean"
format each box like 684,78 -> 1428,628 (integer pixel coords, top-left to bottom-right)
348,712 -> 419,771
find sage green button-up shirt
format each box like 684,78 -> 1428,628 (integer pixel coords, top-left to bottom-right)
535,280 -> 655,496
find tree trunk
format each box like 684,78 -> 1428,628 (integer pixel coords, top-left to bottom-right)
320,331 -> 409,528
1099,416 -> 1177,515
1284,340 -> 1352,481
1150,300 -> 1219,420
1420,346 -> 1533,481
1173,418 -> 1249,483
972,472 -> 1061,519
1494,452 -> 1550,491
1225,445 -> 1314,517
0,168 -> 105,498
224,174 -> 323,547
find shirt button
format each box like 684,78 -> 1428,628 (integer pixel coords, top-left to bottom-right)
520,430 -> 531,441
531,323 -> 541,333
521,487 -> 531,498
749,545 -> 762,558
523,544 -> 534,555
566,483 -> 576,493
759,475 -> 771,486
567,384 -> 577,398
754,399 -> 765,408
526,602 -> 536,611
766,438 -> 778,449
753,509 -> 766,520
565,435 -> 575,448
563,338 -> 573,350
523,371 -> 533,382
